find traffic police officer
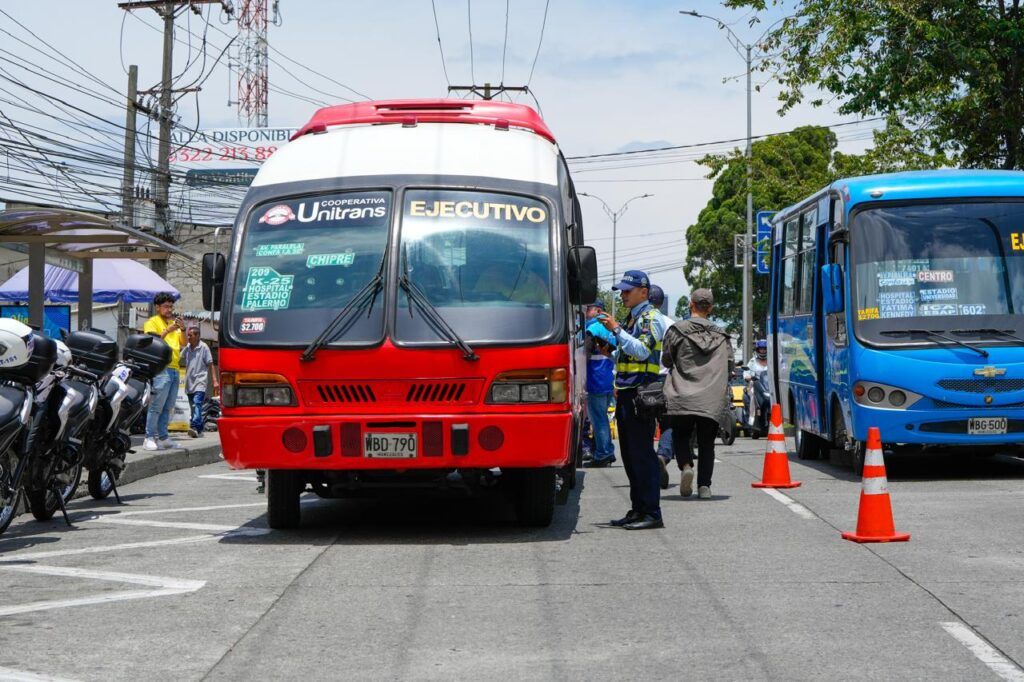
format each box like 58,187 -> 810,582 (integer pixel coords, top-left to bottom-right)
597,270 -> 664,530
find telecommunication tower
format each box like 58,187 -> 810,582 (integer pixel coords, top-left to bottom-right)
235,0 -> 280,127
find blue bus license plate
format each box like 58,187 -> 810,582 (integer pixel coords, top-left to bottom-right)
364,432 -> 418,458
968,417 -> 1007,435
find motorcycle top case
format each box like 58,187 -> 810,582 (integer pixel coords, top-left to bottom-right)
123,333 -> 171,380
66,329 -> 119,375
0,332 -> 57,384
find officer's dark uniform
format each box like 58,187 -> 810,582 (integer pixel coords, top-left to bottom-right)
610,271 -> 664,528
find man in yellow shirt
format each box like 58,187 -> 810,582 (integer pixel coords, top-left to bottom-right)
142,292 -> 185,451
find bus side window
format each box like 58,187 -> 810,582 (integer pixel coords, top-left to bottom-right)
796,208 -> 817,315
781,218 -> 799,315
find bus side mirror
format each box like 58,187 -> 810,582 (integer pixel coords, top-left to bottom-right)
821,263 -> 844,314
202,252 -> 226,312
567,246 -> 598,305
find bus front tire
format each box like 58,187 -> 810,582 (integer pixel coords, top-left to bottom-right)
267,469 -> 302,530
795,429 -> 822,460
515,467 -> 555,527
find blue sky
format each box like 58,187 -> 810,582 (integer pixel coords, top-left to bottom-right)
3,0 -> 877,312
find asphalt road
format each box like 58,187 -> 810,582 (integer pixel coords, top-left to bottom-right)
2,439 -> 1024,681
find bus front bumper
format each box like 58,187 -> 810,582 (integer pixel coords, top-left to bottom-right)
217,412 -> 573,470
853,406 -> 1024,446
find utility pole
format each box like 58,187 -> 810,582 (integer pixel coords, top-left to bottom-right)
121,65 -> 138,231
579,193 -> 654,320
680,10 -> 782,362
118,0 -> 232,279
447,83 -> 530,100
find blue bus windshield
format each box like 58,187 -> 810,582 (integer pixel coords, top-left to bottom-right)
851,201 -> 1024,344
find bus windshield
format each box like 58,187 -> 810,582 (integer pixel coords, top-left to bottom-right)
394,189 -> 555,345
229,190 -> 391,345
851,201 -> 1024,344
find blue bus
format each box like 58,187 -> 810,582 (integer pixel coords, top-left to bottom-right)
767,170 -> 1024,472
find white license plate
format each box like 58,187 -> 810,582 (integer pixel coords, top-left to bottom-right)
364,432 -> 418,458
968,417 -> 1008,435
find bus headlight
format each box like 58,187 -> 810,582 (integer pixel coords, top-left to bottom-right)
853,381 -> 921,410
488,368 -> 568,404
221,372 -> 296,408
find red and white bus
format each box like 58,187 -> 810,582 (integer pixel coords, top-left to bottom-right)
202,100 -> 597,528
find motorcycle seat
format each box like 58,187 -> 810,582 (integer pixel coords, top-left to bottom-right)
0,383 -> 27,424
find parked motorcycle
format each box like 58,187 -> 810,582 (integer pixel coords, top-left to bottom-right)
78,332 -> 170,502
0,319 -> 58,535
23,338 -> 100,524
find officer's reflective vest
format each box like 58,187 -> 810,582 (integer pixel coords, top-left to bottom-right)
614,302 -> 662,389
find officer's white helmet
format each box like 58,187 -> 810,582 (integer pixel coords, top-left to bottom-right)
0,318 -> 33,369
54,340 -> 72,370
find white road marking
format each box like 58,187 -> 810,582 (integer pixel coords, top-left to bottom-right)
941,622 -> 1024,681
198,473 -> 259,482
0,666 -> 79,682
760,488 -> 817,520
87,517 -> 244,532
109,502 -> 266,516
0,528 -> 268,563
0,564 -> 205,617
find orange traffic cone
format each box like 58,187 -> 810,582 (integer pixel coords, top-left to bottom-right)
751,404 -> 801,489
842,427 -> 910,543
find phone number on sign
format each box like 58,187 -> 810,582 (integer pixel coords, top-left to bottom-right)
168,146 -> 279,163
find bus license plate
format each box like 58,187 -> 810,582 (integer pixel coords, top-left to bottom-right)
364,432 -> 418,458
968,417 -> 1007,435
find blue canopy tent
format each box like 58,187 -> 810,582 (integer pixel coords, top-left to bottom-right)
0,260 -> 180,303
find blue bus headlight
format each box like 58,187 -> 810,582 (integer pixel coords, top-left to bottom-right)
889,391 -> 907,407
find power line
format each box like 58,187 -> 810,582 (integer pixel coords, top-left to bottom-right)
501,0 -> 510,84
467,0 -> 476,85
430,0 -> 452,89
565,116 -> 886,161
525,0 -> 550,90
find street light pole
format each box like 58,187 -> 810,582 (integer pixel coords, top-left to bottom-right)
579,193 -> 653,319
680,9 -> 778,362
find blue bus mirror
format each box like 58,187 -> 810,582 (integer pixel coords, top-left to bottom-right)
822,264 -> 844,314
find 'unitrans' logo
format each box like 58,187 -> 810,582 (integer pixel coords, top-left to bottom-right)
259,204 -> 295,225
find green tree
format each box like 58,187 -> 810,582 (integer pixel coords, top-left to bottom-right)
727,0 -> 1024,168
685,126 -> 846,335
674,294 -> 691,320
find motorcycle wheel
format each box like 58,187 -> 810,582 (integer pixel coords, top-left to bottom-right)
87,467 -> 116,500
0,488 -> 21,535
720,427 -> 736,446
27,462 -> 82,521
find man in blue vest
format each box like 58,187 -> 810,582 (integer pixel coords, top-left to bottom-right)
583,301 -> 617,467
596,270 -> 665,530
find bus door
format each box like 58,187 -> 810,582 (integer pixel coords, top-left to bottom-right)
769,218 -> 784,404
784,204 -> 824,435
822,194 -> 851,439
809,195 -> 831,436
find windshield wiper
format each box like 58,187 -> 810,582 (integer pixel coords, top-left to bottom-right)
300,256 -> 386,362
950,328 -> 1024,344
879,329 -> 988,358
399,253 -> 478,361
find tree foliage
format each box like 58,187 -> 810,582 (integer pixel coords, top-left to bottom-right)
727,0 -> 1024,169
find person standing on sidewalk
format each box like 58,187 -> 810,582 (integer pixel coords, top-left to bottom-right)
583,301 -> 617,467
597,270 -> 664,530
180,326 -> 218,438
661,289 -> 733,499
143,292 -> 185,451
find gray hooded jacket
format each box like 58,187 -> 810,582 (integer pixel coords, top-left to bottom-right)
661,317 -> 733,421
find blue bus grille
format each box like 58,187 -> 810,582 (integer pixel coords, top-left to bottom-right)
936,378 -> 1024,393
920,419 -> 1024,434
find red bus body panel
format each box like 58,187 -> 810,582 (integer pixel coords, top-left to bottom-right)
217,342 -> 576,470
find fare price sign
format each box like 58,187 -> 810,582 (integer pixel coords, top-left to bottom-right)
756,211 -> 775,275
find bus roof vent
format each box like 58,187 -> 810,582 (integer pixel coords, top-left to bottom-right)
291,99 -> 555,143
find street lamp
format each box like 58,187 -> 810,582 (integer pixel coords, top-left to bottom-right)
680,10 -> 783,362
579,192 -> 653,319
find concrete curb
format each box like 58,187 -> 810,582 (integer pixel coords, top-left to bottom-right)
14,439 -> 223,518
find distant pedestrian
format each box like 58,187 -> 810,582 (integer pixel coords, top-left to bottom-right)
661,289 -> 733,499
180,326 -> 218,438
143,292 -> 185,451
582,301 -> 617,467
597,270 -> 665,530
